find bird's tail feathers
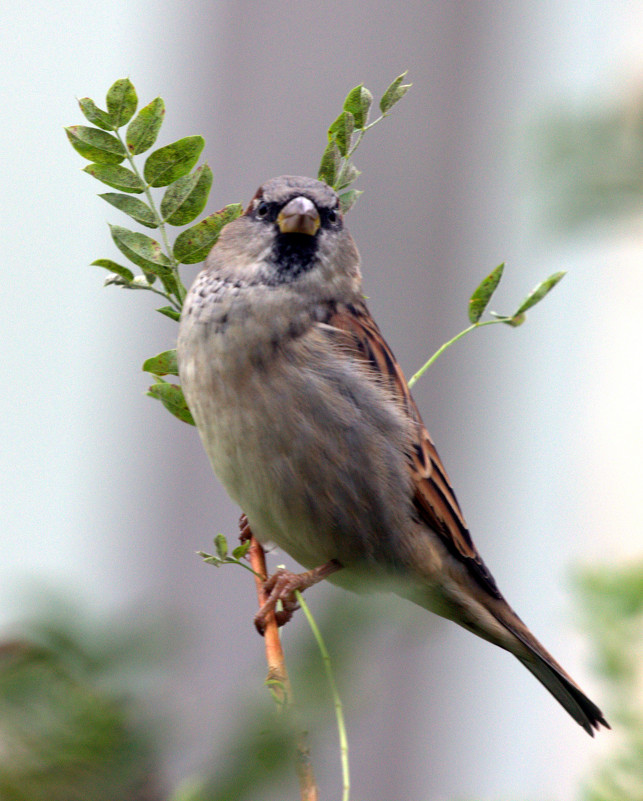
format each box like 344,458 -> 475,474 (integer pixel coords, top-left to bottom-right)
516,651 -> 608,736
407,577 -> 609,735
497,609 -> 609,736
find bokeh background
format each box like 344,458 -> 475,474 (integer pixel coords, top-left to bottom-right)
2,1 -> 642,799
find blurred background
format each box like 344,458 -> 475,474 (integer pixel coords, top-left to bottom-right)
2,1 -> 642,799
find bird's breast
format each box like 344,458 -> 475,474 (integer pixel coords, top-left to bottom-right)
177,282 -> 414,572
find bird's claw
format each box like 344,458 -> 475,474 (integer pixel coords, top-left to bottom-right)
238,513 -> 252,543
254,568 -> 303,634
254,559 -> 342,635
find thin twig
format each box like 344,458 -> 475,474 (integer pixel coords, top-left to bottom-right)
296,590 -> 350,801
407,318 -> 505,388
244,523 -> 318,801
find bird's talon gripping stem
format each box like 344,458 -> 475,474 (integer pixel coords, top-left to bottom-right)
254,560 -> 342,634
238,513 -> 252,543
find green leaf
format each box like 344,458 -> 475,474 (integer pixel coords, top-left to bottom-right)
338,189 -> 362,214
513,271 -> 566,316
142,349 -> 179,376
161,164 -> 213,225
106,78 -> 137,128
335,162 -> 360,191
65,125 -> 126,164
147,381 -> 195,425
317,140 -> 341,187
78,98 -> 113,131
99,193 -> 157,228
198,552 -> 223,566
82,163 -> 145,193
379,72 -> 412,114
109,225 -> 172,276
343,84 -> 373,129
327,110 -> 354,157
232,540 -> 251,560
143,136 -> 205,187
126,97 -> 165,156
104,274 -> 133,287
91,258 -> 134,283
215,534 -> 228,559
156,306 -> 181,321
468,263 -> 505,323
173,204 -> 243,264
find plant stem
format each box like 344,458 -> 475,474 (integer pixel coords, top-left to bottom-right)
408,318 -> 506,389
113,129 -> 187,306
334,112 -> 387,190
125,281 -> 183,310
245,527 -> 318,801
296,590 -> 350,801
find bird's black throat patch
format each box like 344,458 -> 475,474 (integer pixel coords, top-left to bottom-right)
268,232 -> 319,284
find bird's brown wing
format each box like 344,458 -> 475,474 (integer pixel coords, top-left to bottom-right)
325,300 -> 503,599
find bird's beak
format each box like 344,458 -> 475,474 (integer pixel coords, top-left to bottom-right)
277,196 -> 320,236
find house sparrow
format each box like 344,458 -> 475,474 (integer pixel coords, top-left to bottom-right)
177,175 -> 608,736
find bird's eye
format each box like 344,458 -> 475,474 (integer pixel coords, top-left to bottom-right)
327,209 -> 338,224
256,201 -> 269,218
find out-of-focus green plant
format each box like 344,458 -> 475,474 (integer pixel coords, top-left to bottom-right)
0,613 -> 164,801
575,562 -> 643,801
531,91 -> 643,231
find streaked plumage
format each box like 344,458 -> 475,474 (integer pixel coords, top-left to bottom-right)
177,175 -> 608,736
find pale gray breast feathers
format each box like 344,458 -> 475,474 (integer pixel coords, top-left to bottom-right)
178,274 -> 414,572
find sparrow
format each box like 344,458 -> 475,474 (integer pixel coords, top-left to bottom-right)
177,175 -> 608,736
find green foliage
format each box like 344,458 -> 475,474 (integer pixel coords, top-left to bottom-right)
318,72 -> 411,207
576,563 -> 643,801
67,79 -> 226,425
66,125 -> 126,164
197,533 -> 254,572
173,204 -> 243,264
0,606 -> 164,801
105,78 -> 138,127
532,92 -> 643,231
146,377 -> 195,426
144,136 -> 204,187
126,97 -> 165,155
83,162 -> 145,192
161,164 -> 213,225
100,193 -> 158,228
142,349 -> 179,377
513,270 -> 566,317
67,75 -> 413,426
468,263 -> 505,323
409,264 -> 566,388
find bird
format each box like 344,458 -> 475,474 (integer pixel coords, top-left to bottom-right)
177,175 -> 608,736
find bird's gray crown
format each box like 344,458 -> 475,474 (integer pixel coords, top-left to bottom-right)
248,175 -> 339,212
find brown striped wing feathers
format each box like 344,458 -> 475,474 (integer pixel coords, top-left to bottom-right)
325,301 -> 502,599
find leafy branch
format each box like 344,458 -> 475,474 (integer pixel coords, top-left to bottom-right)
66,78 -> 242,424
198,534 -> 254,576
408,263 -> 566,388
318,72 -> 412,211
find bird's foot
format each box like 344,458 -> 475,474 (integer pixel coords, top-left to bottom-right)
254,560 -> 342,634
238,513 -> 252,543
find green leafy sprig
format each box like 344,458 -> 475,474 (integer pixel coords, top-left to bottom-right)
318,72 -> 412,211
408,264 -> 566,388
66,78 -> 241,423
198,534 -> 253,574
